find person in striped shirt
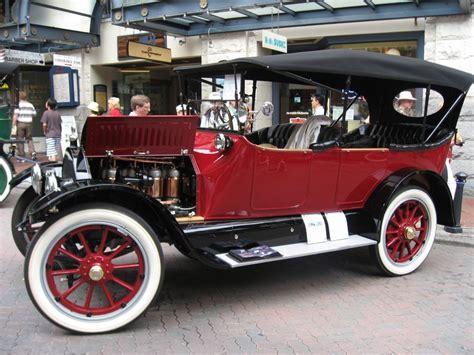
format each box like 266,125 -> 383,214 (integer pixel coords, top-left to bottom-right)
12,91 -> 37,158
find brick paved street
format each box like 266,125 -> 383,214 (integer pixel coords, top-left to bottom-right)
1,185 -> 473,354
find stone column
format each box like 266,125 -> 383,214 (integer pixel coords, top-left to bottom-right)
425,14 -> 474,192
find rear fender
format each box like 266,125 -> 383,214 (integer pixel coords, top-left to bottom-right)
365,169 -> 455,240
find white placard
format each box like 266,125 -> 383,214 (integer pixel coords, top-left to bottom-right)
262,30 -> 287,53
332,107 -> 354,120
222,74 -> 241,101
5,49 -> 44,65
302,213 -> 327,244
53,54 -> 81,70
324,212 -> 349,241
61,116 -> 77,154
52,73 -> 71,103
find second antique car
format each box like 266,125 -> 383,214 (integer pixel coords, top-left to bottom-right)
9,49 -> 473,333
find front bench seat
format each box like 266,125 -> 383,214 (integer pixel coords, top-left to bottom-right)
285,115 -> 332,149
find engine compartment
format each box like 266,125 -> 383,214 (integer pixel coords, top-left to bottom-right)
88,156 -> 197,217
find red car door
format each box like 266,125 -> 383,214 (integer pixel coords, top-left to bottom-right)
251,147 -> 341,214
336,148 -> 388,209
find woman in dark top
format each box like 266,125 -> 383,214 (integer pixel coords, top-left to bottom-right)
41,98 -> 62,161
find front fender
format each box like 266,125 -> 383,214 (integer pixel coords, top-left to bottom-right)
29,181 -> 193,248
365,168 -> 455,238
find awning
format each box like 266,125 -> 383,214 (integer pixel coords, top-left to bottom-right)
111,0 -> 471,37
0,0 -> 104,53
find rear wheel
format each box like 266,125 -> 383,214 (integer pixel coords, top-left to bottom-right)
25,203 -> 164,334
373,188 -> 436,276
0,156 -> 13,203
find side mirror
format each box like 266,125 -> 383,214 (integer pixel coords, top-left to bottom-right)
214,133 -> 233,152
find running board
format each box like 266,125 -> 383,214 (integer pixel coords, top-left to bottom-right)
215,234 -> 377,268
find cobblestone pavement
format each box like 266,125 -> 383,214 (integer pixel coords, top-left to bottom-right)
1,186 -> 473,354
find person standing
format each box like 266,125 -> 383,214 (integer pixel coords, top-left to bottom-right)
107,97 -> 122,116
12,91 -> 37,158
41,98 -> 62,162
396,91 -> 417,117
129,95 -> 151,116
87,101 -> 100,116
310,94 -> 325,116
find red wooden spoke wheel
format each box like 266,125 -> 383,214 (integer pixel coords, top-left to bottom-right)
374,188 -> 436,276
25,204 -> 164,334
46,225 -> 145,316
385,200 -> 428,263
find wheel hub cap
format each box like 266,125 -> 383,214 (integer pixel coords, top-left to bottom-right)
404,226 -> 416,240
89,265 -> 105,281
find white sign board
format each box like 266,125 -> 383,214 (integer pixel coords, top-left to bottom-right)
61,115 -> 77,155
53,54 -> 81,70
5,49 -> 45,65
262,30 -> 287,53
332,107 -> 354,121
223,74 -> 241,101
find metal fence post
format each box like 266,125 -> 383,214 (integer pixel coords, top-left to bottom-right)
444,172 -> 468,234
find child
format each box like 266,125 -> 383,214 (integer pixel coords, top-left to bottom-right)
41,98 -> 62,161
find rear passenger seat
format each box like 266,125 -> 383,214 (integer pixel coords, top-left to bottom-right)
342,123 -> 452,148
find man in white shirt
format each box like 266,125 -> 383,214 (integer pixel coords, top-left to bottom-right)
12,91 -> 37,158
310,94 -> 325,116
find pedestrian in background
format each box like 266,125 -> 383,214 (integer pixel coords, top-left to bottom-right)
12,91 -> 36,158
87,101 -> 100,116
129,95 -> 151,116
41,98 -> 62,162
107,97 -> 122,116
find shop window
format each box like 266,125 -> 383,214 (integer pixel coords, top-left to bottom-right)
392,88 -> 444,118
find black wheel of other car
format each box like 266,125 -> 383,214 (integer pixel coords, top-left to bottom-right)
0,156 -> 13,203
12,186 -> 40,256
24,203 -> 164,334
373,188 -> 436,276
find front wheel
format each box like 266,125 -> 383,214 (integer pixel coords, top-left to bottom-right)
25,203 -> 164,334
373,188 -> 437,276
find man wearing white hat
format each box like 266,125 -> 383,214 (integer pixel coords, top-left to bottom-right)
200,92 -> 236,130
396,91 -> 417,117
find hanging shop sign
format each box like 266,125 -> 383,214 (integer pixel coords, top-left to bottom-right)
118,32 -> 166,59
53,54 -> 81,70
262,30 -> 287,53
126,41 -> 171,63
5,49 -> 45,65
49,66 -> 80,107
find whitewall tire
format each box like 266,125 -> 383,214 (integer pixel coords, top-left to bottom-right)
374,188 -> 436,276
25,204 -> 164,334
0,156 -> 13,202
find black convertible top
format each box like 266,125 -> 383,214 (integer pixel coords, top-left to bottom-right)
0,63 -> 18,75
175,49 -> 473,92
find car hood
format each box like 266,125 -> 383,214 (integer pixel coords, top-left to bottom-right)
84,115 -> 199,157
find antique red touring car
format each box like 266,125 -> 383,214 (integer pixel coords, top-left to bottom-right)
9,49 -> 472,333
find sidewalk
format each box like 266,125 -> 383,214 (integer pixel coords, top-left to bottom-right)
11,153 -> 474,247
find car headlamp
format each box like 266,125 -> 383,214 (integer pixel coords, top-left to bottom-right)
31,164 -> 42,195
44,170 -> 60,195
214,133 -> 233,152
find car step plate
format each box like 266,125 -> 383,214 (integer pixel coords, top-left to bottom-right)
216,234 -> 376,268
